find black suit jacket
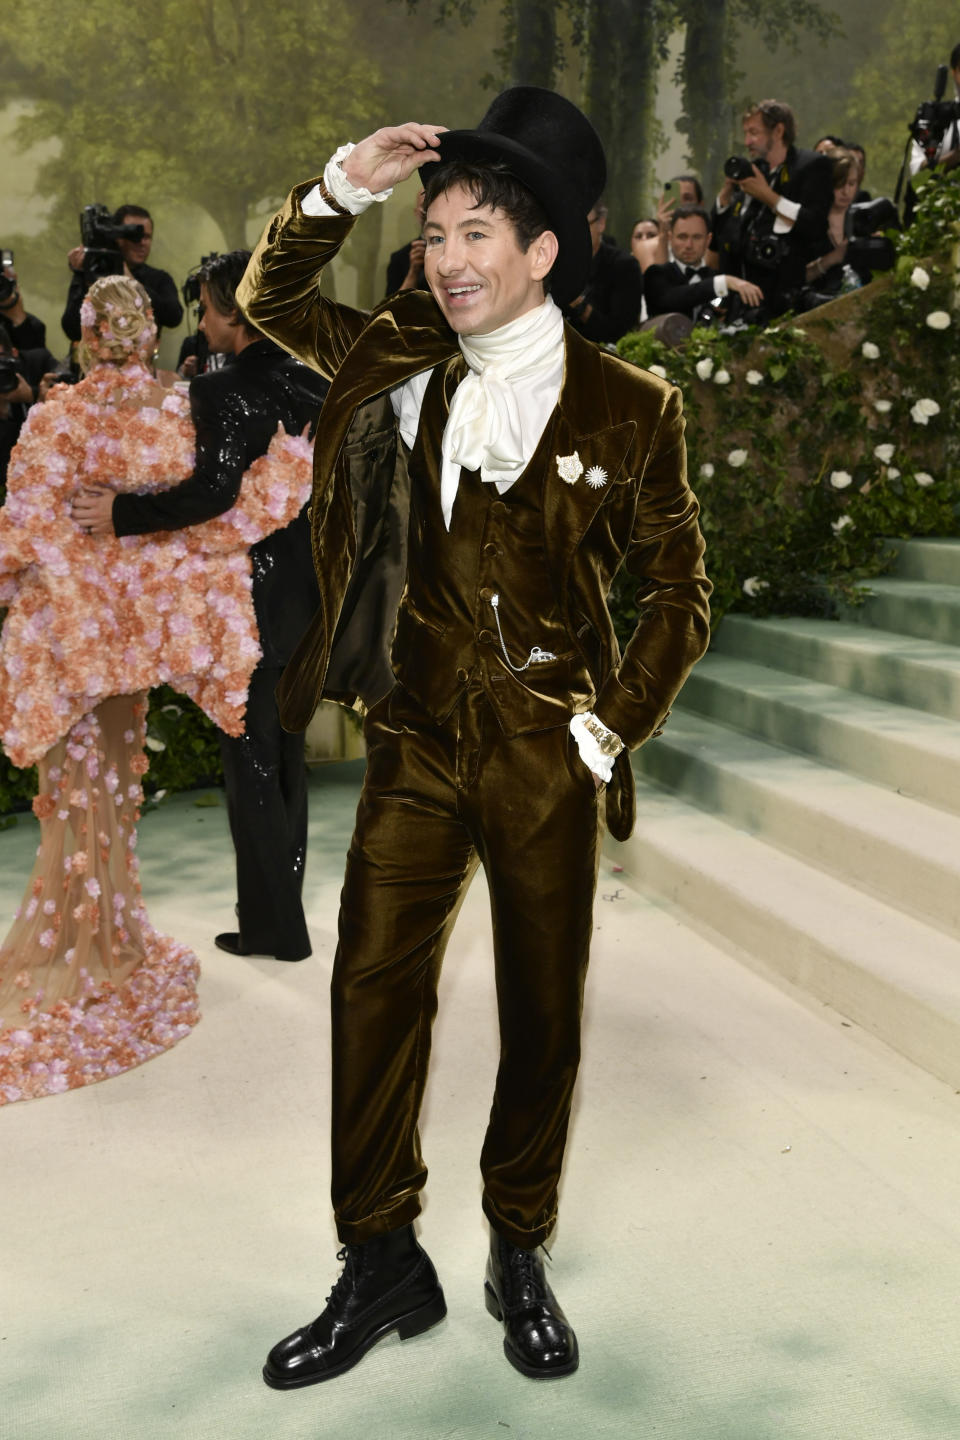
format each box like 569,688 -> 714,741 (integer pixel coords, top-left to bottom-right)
711,145 -> 833,310
62,260 -> 184,342
112,339 -> 329,666
566,239 -> 644,343
644,261 -> 717,319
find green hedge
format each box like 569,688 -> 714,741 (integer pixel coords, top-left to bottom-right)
612,168 -> 959,638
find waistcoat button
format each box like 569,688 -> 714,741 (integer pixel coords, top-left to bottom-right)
490,501 -> 507,515
483,543 -> 498,556
478,586 -> 494,602
478,629 -> 494,644
456,667 -> 469,683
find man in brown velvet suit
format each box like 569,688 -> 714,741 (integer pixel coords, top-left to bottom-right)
237,88 -> 711,1389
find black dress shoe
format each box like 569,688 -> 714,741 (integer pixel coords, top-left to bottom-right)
263,1225 -> 446,1389
484,1231 -> 579,1379
214,932 -> 310,963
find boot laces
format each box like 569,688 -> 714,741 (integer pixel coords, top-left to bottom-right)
325,1244 -> 362,1309
508,1243 -> 549,1302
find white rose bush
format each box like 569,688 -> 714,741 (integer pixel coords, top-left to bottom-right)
610,168 -> 957,628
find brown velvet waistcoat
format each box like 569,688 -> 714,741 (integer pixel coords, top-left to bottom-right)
393,362 -> 594,737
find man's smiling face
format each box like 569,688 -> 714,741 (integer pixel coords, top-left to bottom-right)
422,183 -> 557,337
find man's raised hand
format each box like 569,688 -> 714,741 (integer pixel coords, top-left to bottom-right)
343,124 -> 447,194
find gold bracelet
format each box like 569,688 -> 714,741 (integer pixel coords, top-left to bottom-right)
317,178 -> 350,217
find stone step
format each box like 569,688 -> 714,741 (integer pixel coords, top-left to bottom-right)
677,653 -> 960,814
608,779 -> 960,1091
844,577 -> 960,647
636,710 -> 960,938
888,537 -> 960,586
710,615 -> 960,722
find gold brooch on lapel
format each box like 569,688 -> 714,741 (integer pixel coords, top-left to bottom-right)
584,465 -> 608,489
556,451 -> 583,484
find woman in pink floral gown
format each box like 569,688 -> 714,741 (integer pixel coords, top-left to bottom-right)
0,275 -> 313,1103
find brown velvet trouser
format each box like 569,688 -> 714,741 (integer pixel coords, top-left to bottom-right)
331,681 -> 602,1250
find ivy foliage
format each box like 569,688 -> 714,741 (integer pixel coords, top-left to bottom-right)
612,169 -> 959,637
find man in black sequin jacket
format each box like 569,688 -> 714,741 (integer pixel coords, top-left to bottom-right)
72,250 -> 328,963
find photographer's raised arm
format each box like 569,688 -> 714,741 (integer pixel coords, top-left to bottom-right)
238,123 -> 445,379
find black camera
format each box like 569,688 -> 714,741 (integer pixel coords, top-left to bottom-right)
744,231 -> 787,272
910,65 -> 960,165
79,205 -> 145,280
724,155 -> 754,182
182,254 -> 220,309
0,355 -> 22,395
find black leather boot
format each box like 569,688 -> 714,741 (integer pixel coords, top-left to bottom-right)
263,1225 -> 446,1389
484,1230 -> 579,1378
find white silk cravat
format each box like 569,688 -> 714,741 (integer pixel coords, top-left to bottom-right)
438,297 -> 564,529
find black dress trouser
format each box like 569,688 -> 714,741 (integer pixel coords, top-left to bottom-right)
218,664 -> 311,959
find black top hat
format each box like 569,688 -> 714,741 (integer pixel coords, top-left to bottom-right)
419,87 -> 607,306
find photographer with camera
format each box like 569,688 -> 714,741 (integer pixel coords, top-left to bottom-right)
0,320 -> 57,489
61,203 -> 183,344
908,45 -> 960,180
0,253 -> 48,352
709,99 -> 833,322
644,206 -> 765,321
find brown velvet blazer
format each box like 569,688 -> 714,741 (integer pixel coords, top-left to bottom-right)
237,179 -> 712,841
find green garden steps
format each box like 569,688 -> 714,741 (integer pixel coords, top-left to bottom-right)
606,782 -> 960,1092
632,709 -> 960,938
711,616 -> 960,722
843,578 -> 960,647
676,655 -> 960,813
605,533 -> 960,1088
883,537 -> 960,585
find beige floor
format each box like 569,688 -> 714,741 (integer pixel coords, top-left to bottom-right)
3,762 -> 960,1440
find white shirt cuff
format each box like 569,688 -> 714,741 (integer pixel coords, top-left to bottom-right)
713,273 -> 729,298
301,143 -> 394,218
773,195 -> 800,234
569,712 -> 620,785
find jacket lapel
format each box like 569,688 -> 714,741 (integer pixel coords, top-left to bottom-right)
542,325 -> 637,583
314,293 -> 458,495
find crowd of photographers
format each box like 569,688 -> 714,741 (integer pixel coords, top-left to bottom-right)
3,46 -> 960,487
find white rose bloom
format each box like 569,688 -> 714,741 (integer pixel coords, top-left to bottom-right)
861,341 -> 880,359
831,515 -> 854,534
887,467 -> 901,479
647,364 -> 668,379
926,311 -> 952,329
829,470 -> 853,489
699,462 -> 715,479
873,400 -> 892,413
746,370 -> 763,385
916,397 -> 940,417
874,443 -> 895,464
695,357 -> 714,380
742,576 -> 769,598
910,266 -> 930,289
714,368 -> 731,385
915,472 -> 935,487
910,403 -> 929,425
727,448 -> 748,467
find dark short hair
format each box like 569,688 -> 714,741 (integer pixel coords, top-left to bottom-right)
669,204 -> 710,232
423,161 -> 552,258
672,173 -> 704,203
631,216 -> 660,232
951,41 -> 960,70
745,100 -> 797,149
815,134 -> 845,150
200,249 -> 255,329
112,203 -> 153,226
